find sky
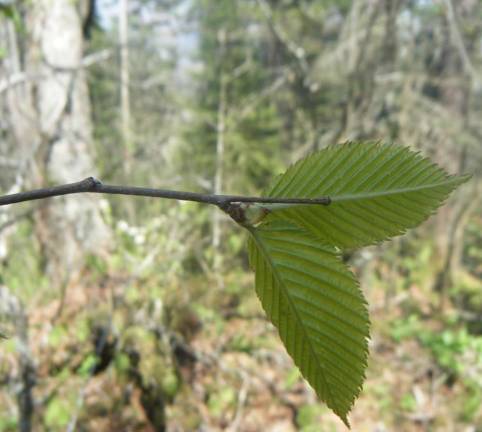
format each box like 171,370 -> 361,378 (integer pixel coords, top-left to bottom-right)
96,0 -> 199,87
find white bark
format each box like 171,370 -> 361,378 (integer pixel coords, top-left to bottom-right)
119,0 -> 132,173
1,0 -> 112,282
212,73 -> 226,252
212,29 -> 227,275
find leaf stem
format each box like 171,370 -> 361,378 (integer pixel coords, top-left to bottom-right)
0,177 -> 331,208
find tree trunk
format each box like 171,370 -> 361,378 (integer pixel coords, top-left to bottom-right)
431,0 -> 477,310
2,0 -> 112,287
119,0 -> 132,175
212,28 -> 227,276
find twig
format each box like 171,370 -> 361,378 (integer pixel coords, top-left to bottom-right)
0,177 -> 331,208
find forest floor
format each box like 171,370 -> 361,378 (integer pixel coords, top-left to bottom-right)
3,266 -> 478,432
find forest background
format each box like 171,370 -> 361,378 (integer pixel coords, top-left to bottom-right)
0,0 -> 481,430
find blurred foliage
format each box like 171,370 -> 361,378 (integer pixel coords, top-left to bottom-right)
1,0 -> 481,430
390,314 -> 482,423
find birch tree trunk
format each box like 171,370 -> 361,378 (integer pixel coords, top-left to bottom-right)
2,0 -> 112,286
431,0 -> 477,309
119,0 -> 131,174
212,28 -> 227,276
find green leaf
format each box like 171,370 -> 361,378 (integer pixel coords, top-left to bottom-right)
265,142 -> 470,248
247,220 -> 369,425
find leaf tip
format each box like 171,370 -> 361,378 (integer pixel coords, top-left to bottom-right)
339,413 -> 351,429
457,173 -> 472,184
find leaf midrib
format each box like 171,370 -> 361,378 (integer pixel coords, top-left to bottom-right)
261,177 -> 464,210
248,226 -> 338,413
330,177 -> 463,203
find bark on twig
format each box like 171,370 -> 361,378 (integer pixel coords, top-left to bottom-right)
0,177 -> 331,208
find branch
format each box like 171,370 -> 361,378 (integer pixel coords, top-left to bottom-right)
256,0 -> 308,72
42,49 -> 112,72
0,50 -> 112,95
0,177 -> 331,209
443,0 -> 481,85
